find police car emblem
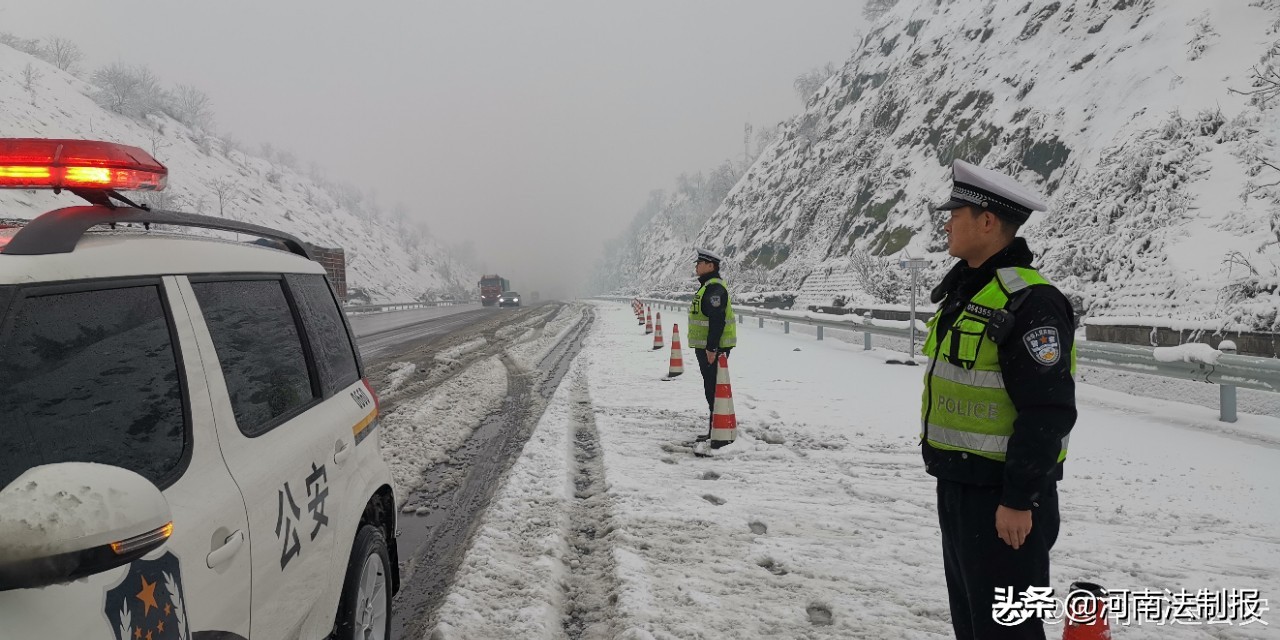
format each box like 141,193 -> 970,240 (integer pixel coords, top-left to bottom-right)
1023,327 -> 1061,365
103,551 -> 190,640
708,294 -> 722,308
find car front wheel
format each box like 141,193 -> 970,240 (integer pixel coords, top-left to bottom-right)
334,525 -> 391,640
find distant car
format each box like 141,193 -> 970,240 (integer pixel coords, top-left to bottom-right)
498,291 -> 522,308
0,139 -> 398,639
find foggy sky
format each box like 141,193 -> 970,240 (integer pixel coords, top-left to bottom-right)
4,1 -> 867,299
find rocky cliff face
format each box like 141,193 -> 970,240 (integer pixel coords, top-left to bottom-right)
614,1 -> 1280,331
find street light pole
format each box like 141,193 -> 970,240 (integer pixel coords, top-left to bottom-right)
899,256 -> 929,364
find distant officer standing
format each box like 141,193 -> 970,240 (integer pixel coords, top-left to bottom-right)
688,248 -> 736,457
922,160 -> 1077,639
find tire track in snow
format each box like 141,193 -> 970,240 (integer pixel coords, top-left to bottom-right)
562,371 -> 621,640
391,306 -> 594,639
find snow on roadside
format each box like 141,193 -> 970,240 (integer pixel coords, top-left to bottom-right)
1153,342 -> 1223,365
437,337 -> 487,363
383,362 -> 418,395
378,355 -> 507,503
586,302 -> 1280,639
428,303 -> 593,638
583,304 -> 953,639
429,356 -> 581,639
494,307 -> 556,343
429,301 -> 1280,639
507,303 -> 587,371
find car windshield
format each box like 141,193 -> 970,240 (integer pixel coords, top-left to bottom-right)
503,292 -> 519,297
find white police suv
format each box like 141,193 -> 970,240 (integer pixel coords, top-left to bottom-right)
0,139 -> 399,639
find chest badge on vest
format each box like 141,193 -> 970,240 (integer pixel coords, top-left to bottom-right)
1023,327 -> 1061,365
963,302 -> 994,319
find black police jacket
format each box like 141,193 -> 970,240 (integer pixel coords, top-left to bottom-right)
696,271 -> 732,353
922,238 -> 1078,510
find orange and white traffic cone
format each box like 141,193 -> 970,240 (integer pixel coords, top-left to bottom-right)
645,308 -> 653,335
635,301 -> 644,325
653,313 -> 664,350
710,353 -> 737,441
663,324 -> 684,379
1063,582 -> 1111,640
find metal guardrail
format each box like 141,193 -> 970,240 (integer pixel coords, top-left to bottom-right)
344,300 -> 473,314
616,297 -> 1280,423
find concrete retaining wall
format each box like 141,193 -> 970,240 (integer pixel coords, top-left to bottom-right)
1085,324 -> 1278,358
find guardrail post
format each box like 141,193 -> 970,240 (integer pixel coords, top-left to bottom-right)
817,326 -> 823,341
864,332 -> 872,351
758,317 -> 764,328
1220,340 -> 1238,423
784,321 -> 790,334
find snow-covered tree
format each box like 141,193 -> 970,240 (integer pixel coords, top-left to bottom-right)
793,62 -> 839,102
43,37 -> 83,73
849,250 -> 906,304
209,177 -> 240,219
863,0 -> 899,22
20,62 -> 41,99
171,85 -> 214,132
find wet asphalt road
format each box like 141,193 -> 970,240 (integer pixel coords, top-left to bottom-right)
354,307 -> 499,360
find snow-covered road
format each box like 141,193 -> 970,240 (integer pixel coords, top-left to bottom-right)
429,301 -> 1280,639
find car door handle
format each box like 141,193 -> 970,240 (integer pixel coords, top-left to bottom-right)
334,439 -> 351,465
207,530 -> 245,568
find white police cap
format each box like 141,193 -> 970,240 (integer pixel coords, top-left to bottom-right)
934,159 -> 1047,224
694,247 -> 724,264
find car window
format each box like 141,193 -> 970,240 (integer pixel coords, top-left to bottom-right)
287,273 -> 360,395
0,285 -> 13,322
0,283 -> 187,489
192,279 -> 317,436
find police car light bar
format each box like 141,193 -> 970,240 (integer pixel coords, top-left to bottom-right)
0,139 -> 167,191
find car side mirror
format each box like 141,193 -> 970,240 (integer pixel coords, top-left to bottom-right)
0,463 -> 173,592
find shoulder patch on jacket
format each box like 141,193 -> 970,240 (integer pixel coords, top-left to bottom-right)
708,294 -> 722,308
1022,327 -> 1061,365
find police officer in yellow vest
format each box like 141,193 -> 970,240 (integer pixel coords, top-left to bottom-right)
689,247 -> 736,457
924,160 -> 1077,640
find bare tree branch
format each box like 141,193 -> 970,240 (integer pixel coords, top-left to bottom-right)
44,37 -> 83,73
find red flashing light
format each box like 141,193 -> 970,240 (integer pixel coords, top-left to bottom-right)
0,139 -> 167,191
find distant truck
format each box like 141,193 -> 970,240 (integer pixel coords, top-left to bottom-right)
479,274 -> 510,307
311,246 -> 347,302
255,240 -> 347,302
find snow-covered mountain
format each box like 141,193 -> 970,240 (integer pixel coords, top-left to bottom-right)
606,0 -> 1280,333
591,161 -> 747,297
0,41 -> 478,302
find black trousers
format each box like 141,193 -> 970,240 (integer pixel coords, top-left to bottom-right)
694,348 -> 729,444
937,479 -> 1059,640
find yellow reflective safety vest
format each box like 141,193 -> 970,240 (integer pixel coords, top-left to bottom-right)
920,267 -> 1076,462
688,277 -> 736,350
